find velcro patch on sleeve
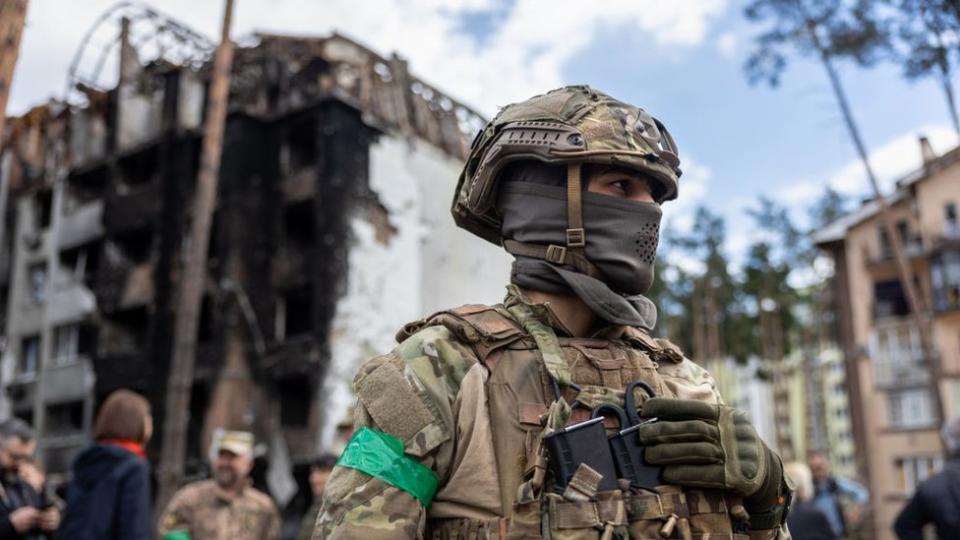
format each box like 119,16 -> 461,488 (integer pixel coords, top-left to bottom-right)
355,359 -> 436,443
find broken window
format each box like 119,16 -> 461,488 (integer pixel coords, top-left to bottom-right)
873,280 -> 910,319
65,166 -> 108,212
185,381 -> 210,468
932,250 -> 960,312
117,146 -> 159,189
20,336 -> 39,375
887,389 -> 935,429
282,117 -> 317,174
100,307 -> 148,354
878,226 -> 892,260
52,324 -> 80,366
45,401 -> 85,435
278,376 -> 311,427
198,295 -> 215,342
281,286 -> 312,338
109,230 -> 153,264
283,199 -> 315,245
34,191 -> 52,229
28,263 -> 47,304
60,242 -> 101,286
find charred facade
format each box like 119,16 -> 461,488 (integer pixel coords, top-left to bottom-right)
0,9 -> 484,490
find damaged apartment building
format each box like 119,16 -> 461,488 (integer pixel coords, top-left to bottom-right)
0,4 -> 510,485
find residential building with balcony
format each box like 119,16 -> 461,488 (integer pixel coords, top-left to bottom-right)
813,137 -> 960,539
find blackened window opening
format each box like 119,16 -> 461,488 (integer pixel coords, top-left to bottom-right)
874,280 -> 910,319
278,376 -> 311,427
283,199 -> 315,246
283,285 -> 313,337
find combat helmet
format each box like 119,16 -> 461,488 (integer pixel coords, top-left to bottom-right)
452,85 -> 682,254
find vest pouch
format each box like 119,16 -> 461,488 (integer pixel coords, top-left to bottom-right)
544,490 -> 627,540
506,497 -> 545,539
625,485 -> 692,540
684,490 -> 748,540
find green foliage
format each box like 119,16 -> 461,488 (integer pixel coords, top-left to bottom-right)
889,0 -> 959,81
744,0 -> 889,87
657,194 -> 851,364
808,186 -> 851,229
660,208 -> 754,362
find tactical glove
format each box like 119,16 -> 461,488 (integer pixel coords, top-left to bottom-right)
636,398 -> 772,498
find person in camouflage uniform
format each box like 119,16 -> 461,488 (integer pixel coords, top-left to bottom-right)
315,85 -> 793,539
158,430 -> 281,540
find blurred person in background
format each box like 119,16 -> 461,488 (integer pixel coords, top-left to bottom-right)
0,419 -> 58,540
58,389 -> 152,540
809,449 -> 869,538
893,416 -> 960,539
785,461 -> 838,540
297,454 -> 336,540
158,429 -> 280,540
16,461 -> 43,498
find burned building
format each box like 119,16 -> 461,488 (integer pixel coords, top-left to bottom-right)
0,3 -> 510,491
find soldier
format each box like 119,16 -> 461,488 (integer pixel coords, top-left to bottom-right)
158,430 -> 280,540
316,85 -> 792,539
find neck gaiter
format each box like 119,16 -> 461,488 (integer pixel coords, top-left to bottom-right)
498,182 -> 661,329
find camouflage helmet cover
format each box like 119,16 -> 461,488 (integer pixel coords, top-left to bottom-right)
452,85 -> 682,245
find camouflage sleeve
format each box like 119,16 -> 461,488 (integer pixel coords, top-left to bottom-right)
156,487 -> 193,537
656,357 -> 725,404
314,326 -> 479,539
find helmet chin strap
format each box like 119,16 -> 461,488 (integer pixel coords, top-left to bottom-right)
501,161 -> 605,279
565,162 -> 586,252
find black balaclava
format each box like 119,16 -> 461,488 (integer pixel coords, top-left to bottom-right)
497,162 -> 661,329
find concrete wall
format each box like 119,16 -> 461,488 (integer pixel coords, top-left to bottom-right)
321,135 -> 510,448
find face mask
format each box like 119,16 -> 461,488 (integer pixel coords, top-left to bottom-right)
498,182 -> 662,295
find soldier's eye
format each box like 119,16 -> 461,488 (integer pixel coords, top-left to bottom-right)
610,180 -> 629,192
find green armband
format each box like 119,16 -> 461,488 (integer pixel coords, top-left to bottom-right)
336,427 -> 439,507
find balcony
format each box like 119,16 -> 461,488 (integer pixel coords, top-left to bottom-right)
931,249 -> 960,313
873,359 -> 931,389
40,433 -> 89,475
102,184 -> 161,235
58,200 -> 104,251
271,246 -> 315,289
93,353 -> 153,395
867,241 -> 927,267
281,166 -> 317,202
6,357 -> 95,409
264,335 -> 320,376
94,260 -> 155,313
869,319 -> 932,388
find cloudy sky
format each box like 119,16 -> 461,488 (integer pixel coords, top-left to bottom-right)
9,0 -> 959,264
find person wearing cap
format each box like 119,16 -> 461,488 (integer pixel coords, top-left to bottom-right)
157,430 -> 280,540
314,86 -> 791,539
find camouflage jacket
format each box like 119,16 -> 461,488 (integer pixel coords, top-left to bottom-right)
316,287 -> 791,539
158,480 -> 281,540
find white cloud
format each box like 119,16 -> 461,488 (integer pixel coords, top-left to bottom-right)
778,180 -> 822,206
716,32 -> 737,59
827,123 -> 958,195
760,123 -> 958,232
9,0 -> 729,116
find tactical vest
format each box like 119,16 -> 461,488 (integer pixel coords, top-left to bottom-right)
399,304 -> 752,540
